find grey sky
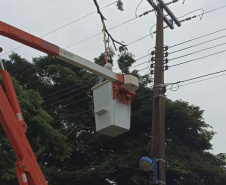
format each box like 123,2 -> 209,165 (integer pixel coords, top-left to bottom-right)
0,0 -> 226,154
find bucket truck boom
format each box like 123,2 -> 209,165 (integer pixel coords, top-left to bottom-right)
0,20 -> 139,185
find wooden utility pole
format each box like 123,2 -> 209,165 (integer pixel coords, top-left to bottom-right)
146,0 -> 181,183
146,1 -> 180,184
151,7 -> 166,185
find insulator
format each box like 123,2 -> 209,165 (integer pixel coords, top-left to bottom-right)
165,65 -> 169,70
164,52 -> 168,57
186,17 -> 192,21
151,57 -> 155,61
143,11 -> 149,15
165,58 -> 169,63
151,51 -> 155,55
150,70 -> 154,75
151,64 -> 154,68
164,46 -> 169,51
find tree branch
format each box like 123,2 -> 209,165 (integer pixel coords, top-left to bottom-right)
93,0 -> 127,50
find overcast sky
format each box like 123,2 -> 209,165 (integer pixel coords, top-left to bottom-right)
0,0 -> 226,155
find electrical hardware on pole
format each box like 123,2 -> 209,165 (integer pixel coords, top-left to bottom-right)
146,0 -> 181,184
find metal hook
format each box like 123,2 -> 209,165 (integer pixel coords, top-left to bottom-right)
150,24 -> 156,38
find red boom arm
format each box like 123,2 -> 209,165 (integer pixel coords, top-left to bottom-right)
0,68 -> 47,185
0,21 -> 59,57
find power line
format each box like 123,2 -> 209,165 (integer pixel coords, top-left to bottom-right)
58,69 -> 226,105
170,28 -> 226,48
178,73 -> 226,88
41,1 -> 117,38
169,49 -> 226,68
43,66 -> 226,109
10,26 -> 226,101
56,96 -> 91,109
129,5 -> 226,47
179,69 -> 226,83
64,17 -> 138,49
43,89 -> 91,108
43,93 -> 91,108
3,4 -> 226,103
42,82 -> 94,102
60,0 -> 182,49
2,2 -> 226,59
127,34 -> 150,46
126,32 -> 226,71
43,79 -> 96,99
138,70 -> 226,99
4,4 -> 226,76
169,34 -> 226,54
0,1 -> 117,57
202,4 -> 226,15
169,42 -> 226,61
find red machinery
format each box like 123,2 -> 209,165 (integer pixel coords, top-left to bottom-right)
0,21 -> 139,184
0,60 -> 47,184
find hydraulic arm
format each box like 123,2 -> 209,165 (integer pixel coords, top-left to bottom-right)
0,21 -> 138,92
0,61 -> 47,185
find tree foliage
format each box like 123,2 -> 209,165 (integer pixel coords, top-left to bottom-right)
117,46 -> 136,74
0,52 -> 225,185
116,0 -> 124,11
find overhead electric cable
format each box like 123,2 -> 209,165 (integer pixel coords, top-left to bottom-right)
169,42 -> 226,61
44,67 -> 226,109
138,70 -> 226,99
60,0 -> 182,49
57,96 -> 91,109
178,73 -> 226,88
43,82 -> 95,101
43,89 -> 91,106
178,69 -> 226,83
42,1 -> 117,38
0,1 -> 117,57
170,28 -> 226,48
170,34 -> 226,54
10,25 -> 226,100
53,69 -> 226,104
5,4 -> 226,102
64,17 -> 137,49
126,33 -> 226,71
2,2 -> 226,58
202,4 -> 226,15
169,49 -> 226,68
43,78 -> 96,99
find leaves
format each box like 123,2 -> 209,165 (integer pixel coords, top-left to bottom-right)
116,0 -> 124,11
117,48 -> 135,74
0,53 -> 225,185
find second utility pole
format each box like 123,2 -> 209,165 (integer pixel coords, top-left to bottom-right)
151,6 -> 165,185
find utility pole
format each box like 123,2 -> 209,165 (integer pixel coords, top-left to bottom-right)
151,6 -> 166,185
146,0 -> 181,184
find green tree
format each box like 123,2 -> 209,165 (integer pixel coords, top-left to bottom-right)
94,47 -> 115,66
0,74 -> 71,184
117,46 -> 136,74
0,52 -> 225,185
